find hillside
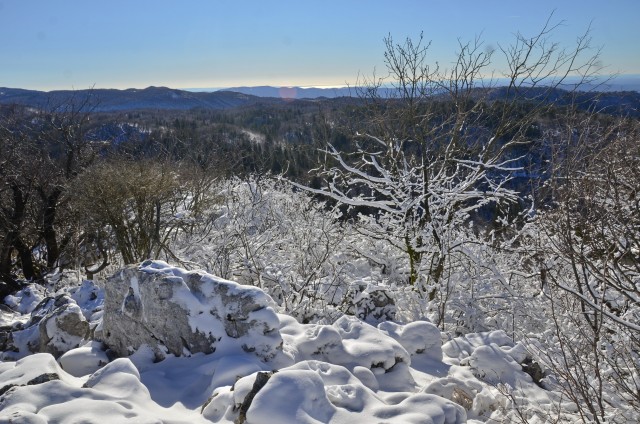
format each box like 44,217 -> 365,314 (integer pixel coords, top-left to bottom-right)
0,86 -> 281,112
2,84 -> 639,117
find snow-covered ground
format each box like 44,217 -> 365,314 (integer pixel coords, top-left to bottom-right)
0,262 -> 573,423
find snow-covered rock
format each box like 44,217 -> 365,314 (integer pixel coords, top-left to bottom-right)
204,361 -> 467,424
69,280 -> 104,322
281,314 -> 408,370
343,282 -> 396,323
280,314 -> 416,392
378,320 -> 443,359
38,297 -> 90,357
101,260 -> 282,361
1,294 -> 90,359
58,342 -> 109,377
465,343 -> 523,385
3,284 -> 47,314
442,330 -> 514,363
435,330 -> 570,422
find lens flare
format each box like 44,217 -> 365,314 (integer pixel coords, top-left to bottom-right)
278,86 -> 297,101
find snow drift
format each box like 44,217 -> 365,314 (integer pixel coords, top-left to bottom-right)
0,261 -> 585,423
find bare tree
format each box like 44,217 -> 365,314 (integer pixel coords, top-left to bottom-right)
0,106 -> 40,293
293,15 -> 602,306
534,115 -> 640,422
70,159 -> 185,266
0,92 -> 99,295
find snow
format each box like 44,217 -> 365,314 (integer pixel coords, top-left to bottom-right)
69,280 -> 104,320
3,284 -> 46,314
0,262 -> 613,423
244,370 -> 337,423
58,342 -> 109,377
281,314 -> 411,378
0,306 -> 25,327
378,320 -> 442,359
0,307 -> 553,423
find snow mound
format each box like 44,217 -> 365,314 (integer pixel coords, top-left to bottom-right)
378,320 -> 442,359
0,319 -> 575,423
204,361 -> 466,424
0,353 -> 211,423
58,341 -> 109,377
442,330 -> 514,363
3,284 -> 47,314
280,314 -> 414,391
434,331 -> 568,422
0,353 -> 63,395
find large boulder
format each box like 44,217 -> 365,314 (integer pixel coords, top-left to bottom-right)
101,260 -> 282,361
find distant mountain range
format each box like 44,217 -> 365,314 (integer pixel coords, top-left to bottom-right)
1,76 -> 639,114
0,86 -> 277,112
222,86 -> 355,99
222,75 -> 640,99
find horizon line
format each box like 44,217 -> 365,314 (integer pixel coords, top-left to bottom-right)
2,74 -> 639,94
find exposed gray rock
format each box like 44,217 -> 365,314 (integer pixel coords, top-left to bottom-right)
235,371 -> 275,424
0,327 -> 14,352
0,372 -> 60,397
101,260 -> 282,361
38,298 -> 90,358
521,357 -> 545,387
343,283 -> 396,323
1,294 -> 89,359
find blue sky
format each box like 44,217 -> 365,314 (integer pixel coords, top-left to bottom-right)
1,0 -> 639,91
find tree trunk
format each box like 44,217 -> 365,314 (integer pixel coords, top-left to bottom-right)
405,235 -> 422,286
42,188 -> 62,268
0,242 -> 16,286
14,236 -> 37,280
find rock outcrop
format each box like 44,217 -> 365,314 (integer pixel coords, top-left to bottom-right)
101,260 -> 282,361
1,294 -> 89,359
37,296 -> 90,357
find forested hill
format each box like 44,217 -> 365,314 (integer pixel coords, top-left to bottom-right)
2,85 -> 639,116
0,86 -> 285,112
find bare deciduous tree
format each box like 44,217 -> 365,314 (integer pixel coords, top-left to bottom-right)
71,159 -> 184,266
533,115 -> 640,422
293,14 -> 602,309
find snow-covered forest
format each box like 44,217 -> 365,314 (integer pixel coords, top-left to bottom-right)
1,24 -> 638,424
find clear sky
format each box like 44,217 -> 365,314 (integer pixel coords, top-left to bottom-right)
1,0 -> 639,91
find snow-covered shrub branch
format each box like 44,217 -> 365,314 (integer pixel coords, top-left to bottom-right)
174,177 -> 357,323
292,21 -> 601,295
523,117 -> 640,422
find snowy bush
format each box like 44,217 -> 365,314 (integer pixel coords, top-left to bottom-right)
174,177 -> 355,323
